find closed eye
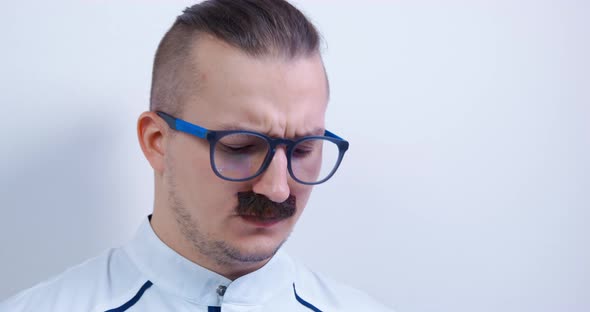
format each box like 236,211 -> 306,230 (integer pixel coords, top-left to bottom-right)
292,147 -> 313,158
219,144 -> 257,154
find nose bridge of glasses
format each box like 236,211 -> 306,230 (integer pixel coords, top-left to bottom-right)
268,137 -> 296,153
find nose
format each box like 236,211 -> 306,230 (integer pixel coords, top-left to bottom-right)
251,147 -> 291,203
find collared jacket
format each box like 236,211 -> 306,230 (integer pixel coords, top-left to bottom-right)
0,217 -> 394,312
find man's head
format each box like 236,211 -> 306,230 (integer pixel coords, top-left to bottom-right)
138,0 -> 334,279
150,0 -> 322,116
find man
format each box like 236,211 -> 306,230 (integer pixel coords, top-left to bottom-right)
1,0 -> 393,311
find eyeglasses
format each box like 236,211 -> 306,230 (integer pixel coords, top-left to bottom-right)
156,111 -> 349,185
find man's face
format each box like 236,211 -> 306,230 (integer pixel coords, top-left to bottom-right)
162,36 -> 328,268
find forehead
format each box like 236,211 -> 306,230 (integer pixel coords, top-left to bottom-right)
180,35 -> 329,138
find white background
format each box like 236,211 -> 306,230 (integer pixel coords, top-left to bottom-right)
1,0 -> 589,311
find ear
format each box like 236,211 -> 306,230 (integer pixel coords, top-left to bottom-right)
137,111 -> 168,175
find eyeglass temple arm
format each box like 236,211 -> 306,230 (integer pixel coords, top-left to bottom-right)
158,111 -> 341,141
156,111 -> 208,138
324,129 -> 344,140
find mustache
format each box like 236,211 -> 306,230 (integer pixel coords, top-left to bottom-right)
236,191 -> 296,219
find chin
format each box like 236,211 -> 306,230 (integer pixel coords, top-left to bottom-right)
224,233 -> 288,264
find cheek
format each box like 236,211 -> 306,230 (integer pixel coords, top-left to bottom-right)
170,140 -> 240,218
172,144 -> 213,193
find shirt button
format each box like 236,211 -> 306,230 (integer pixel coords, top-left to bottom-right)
216,285 -> 227,296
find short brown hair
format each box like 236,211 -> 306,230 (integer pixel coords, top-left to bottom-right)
149,0 -> 321,115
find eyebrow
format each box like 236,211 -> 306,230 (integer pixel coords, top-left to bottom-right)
304,127 -> 326,137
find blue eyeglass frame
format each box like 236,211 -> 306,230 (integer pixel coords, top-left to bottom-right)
156,111 -> 349,185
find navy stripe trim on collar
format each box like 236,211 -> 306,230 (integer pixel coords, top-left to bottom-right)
105,280 -> 153,312
293,283 -> 322,312
208,307 -> 221,312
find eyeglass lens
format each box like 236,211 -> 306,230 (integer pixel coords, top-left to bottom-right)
213,133 -> 340,183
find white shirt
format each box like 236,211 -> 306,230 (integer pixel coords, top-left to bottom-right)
1,217 -> 394,312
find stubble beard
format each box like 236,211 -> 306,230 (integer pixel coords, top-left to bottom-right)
166,171 -> 288,268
